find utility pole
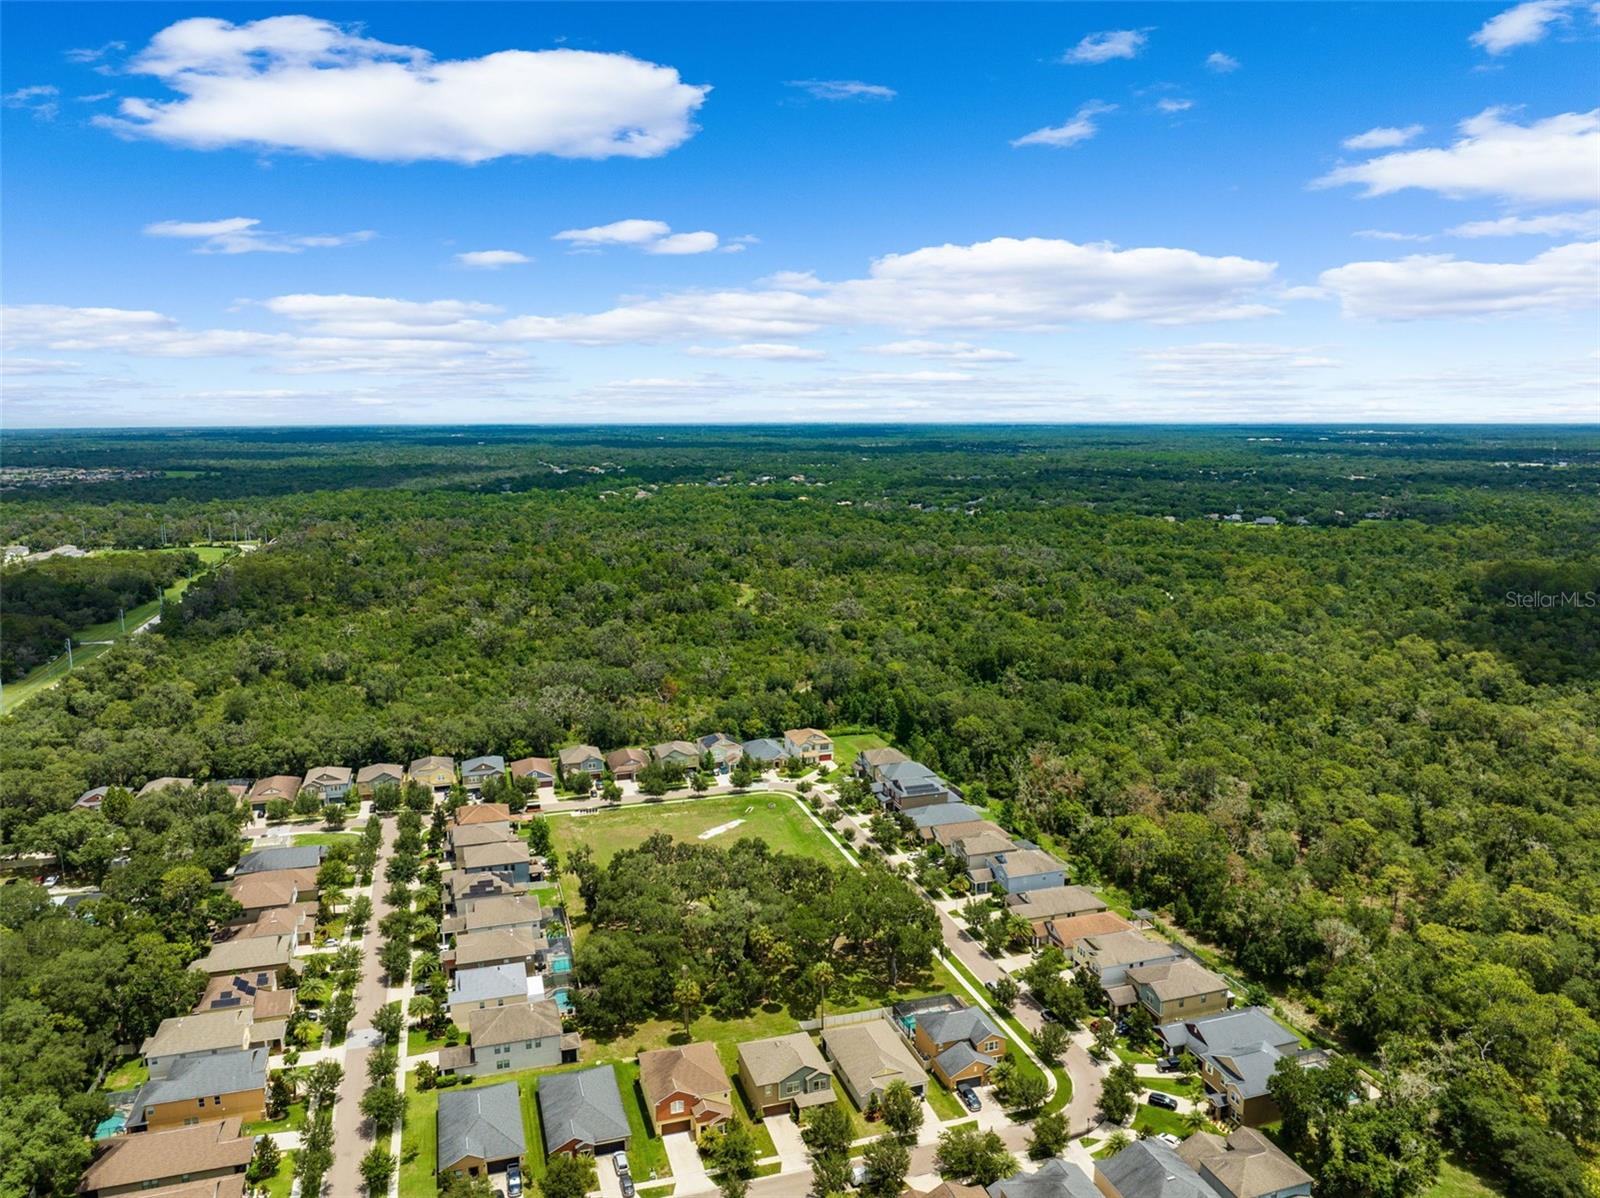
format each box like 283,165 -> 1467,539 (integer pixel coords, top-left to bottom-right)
119,608 -> 126,634
65,639 -> 74,670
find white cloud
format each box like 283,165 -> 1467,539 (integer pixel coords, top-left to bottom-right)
1136,342 -> 1340,399
96,15 -> 708,163
1157,98 -> 1194,114
144,216 -> 375,254
787,79 -> 896,101
1062,30 -> 1148,64
1470,0 -> 1578,53
1012,102 -> 1116,149
455,249 -> 531,269
554,219 -> 726,255
1319,240 -> 1600,318
686,343 -> 825,360
1447,209 -> 1600,237
864,340 -> 1019,362
646,231 -> 720,255
1316,108 -> 1600,204
1205,52 -> 1240,73
1342,124 -> 1424,150
1354,229 -> 1432,242
4,84 -> 60,119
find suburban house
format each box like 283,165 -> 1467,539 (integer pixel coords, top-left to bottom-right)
246,775 -> 302,806
605,747 -> 650,781
455,802 -> 514,827
301,766 -> 352,800
509,757 -> 556,789
929,819 -> 1008,852
904,802 -> 985,833
1127,958 -> 1232,1022
356,763 -> 405,796
915,1186 -> 990,1198
538,1065 -> 633,1156
456,839 -> 535,884
451,822 -> 519,851
447,962 -> 532,1023
226,867 -> 318,920
1006,885 -> 1107,922
127,1047 -> 268,1132
1042,911 -> 1134,952
987,1159 -> 1101,1198
409,756 -> 458,793
78,1116 -> 253,1198
460,755 -> 506,793
439,999 -> 567,1077
782,728 -> 833,764
242,900 -> 318,947
1157,1007 -> 1327,1127
1072,930 -> 1185,990
737,1033 -> 837,1118
739,738 -> 786,766
875,760 -> 957,809
912,1005 -> 1008,1089
652,740 -> 701,770
137,777 -> 194,798
143,1008 -> 274,1077
989,848 -> 1067,895
437,1082 -> 526,1182
854,745 -> 909,782
697,733 -> 743,772
1177,1128 -> 1314,1198
445,869 -> 519,915
235,844 -> 325,876
638,1042 -> 735,1140
447,928 -> 547,975
73,785 -> 112,811
557,745 -> 605,779
443,894 -> 545,940
192,934 -> 296,980
823,1019 -> 927,1108
195,974 -> 296,1022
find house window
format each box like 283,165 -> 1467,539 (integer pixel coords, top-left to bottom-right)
983,1041 -> 998,1053
781,1080 -> 801,1097
498,1060 -> 510,1070
671,1100 -> 684,1114
196,1098 -> 206,1107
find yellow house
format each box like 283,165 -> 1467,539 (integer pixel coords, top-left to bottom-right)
130,1048 -> 267,1132
409,755 -> 458,791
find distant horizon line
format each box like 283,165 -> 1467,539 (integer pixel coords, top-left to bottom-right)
7,420 -> 1599,434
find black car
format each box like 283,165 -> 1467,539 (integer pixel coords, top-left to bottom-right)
958,1086 -> 982,1112
620,1176 -> 636,1198
505,1162 -> 523,1198
1147,1092 -> 1180,1110
1157,1057 -> 1183,1073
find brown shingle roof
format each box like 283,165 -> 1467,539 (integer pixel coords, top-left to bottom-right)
1127,957 -> 1230,1002
226,867 -> 317,910
1045,911 -> 1133,949
142,1008 -> 254,1059
509,757 -> 554,779
455,803 -> 513,826
468,1000 -> 563,1047
79,1116 -> 251,1191
639,1042 -> 731,1110
247,775 -> 303,801
1177,1127 -> 1314,1197
452,929 -> 546,969
457,840 -> 531,870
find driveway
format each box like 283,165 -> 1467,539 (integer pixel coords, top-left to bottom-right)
766,1114 -> 809,1172
663,1132 -> 711,1195
596,1159 -> 624,1198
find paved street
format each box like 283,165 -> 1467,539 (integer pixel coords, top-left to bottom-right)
326,814 -> 402,1198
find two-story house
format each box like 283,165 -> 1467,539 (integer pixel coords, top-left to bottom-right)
356,762 -> 405,797
509,757 -> 556,789
989,848 -> 1067,895
557,745 -> 605,779
652,740 -> 701,770
1127,958 -> 1231,1022
913,1005 -> 1009,1089
447,962 -> 532,1024
1157,1006 -> 1326,1127
460,755 -> 506,794
301,765 -> 352,801
78,1116 -> 253,1198
737,1033 -> 837,1118
605,747 -> 650,781
1177,1128 -> 1314,1198
456,839 -> 534,885
409,756 -> 458,794
127,1047 -> 267,1132
439,999 -> 569,1078
1071,930 -> 1185,991
639,1042 -> 734,1140
782,728 -> 833,765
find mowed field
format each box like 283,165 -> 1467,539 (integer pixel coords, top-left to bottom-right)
550,792 -> 840,867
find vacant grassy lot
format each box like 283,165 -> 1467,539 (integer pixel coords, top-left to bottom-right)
292,832 -> 361,848
825,729 -> 891,777
1424,1158 -> 1506,1198
551,793 -> 838,866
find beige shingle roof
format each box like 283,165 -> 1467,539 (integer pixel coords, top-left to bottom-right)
1177,1127 -> 1314,1197
142,1007 -> 254,1058
469,999 -> 563,1047
738,1033 -> 831,1086
452,929 -> 546,969
1128,957 -> 1230,1002
458,840 -> 531,870
823,1019 -> 926,1098
79,1116 -> 251,1191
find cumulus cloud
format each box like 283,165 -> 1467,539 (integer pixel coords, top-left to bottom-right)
1470,0 -> 1580,53
1342,124 -> 1424,150
1156,98 -> 1194,114
787,79 -> 896,100
864,340 -> 1019,362
1012,102 -> 1116,148
1447,209 -> 1600,237
554,219 -> 728,254
1205,52 -> 1240,72
1319,240 -> 1600,318
685,343 -> 825,360
1315,108 -> 1600,204
1062,30 -> 1148,64
144,216 -> 375,254
95,15 -> 708,162
4,84 -> 60,120
455,250 -> 531,269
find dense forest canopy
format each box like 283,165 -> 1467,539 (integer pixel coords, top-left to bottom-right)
0,424 -> 1596,1195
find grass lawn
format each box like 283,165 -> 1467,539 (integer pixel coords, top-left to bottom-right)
924,1081 -> 966,1122
825,730 -> 890,777
821,1077 -> 873,1141
104,1056 -> 148,1090
1424,1157 -> 1506,1198
399,1081 -> 438,1198
261,1152 -> 296,1198
407,1025 -> 459,1055
244,1101 -> 306,1135
1138,1075 -> 1201,1099
1114,1042 -> 1160,1066
292,832 -> 361,847
1131,1103 -> 1191,1139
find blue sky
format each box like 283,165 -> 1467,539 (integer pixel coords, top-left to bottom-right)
3,1 -> 1597,425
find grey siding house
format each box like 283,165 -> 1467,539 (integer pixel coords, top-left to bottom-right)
538,1065 -> 632,1156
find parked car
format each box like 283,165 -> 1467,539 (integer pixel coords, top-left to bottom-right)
620,1177 -> 635,1198
612,1153 -> 630,1177
1156,1133 -> 1180,1146
1157,1056 -> 1183,1072
849,1164 -> 870,1189
505,1162 -> 523,1197
1147,1092 -> 1180,1110
958,1086 -> 982,1112
1039,1007 -> 1060,1023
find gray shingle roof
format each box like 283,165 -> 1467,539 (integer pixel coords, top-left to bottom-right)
934,1042 -> 995,1078
903,802 -> 981,829
1157,1006 -> 1304,1099
918,1006 -> 1003,1049
438,1082 -> 526,1169
1096,1140 -> 1212,1198
448,963 -> 530,1006
129,1048 -> 267,1127
235,845 -> 325,875
987,1159 -> 1101,1198
740,738 -> 785,763
462,755 -> 506,776
538,1065 -> 631,1150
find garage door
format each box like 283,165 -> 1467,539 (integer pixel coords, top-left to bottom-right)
659,1120 -> 691,1136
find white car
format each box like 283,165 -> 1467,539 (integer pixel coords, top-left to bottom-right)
1156,1133 -> 1181,1146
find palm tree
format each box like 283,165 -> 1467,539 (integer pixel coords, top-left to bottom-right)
809,961 -> 836,1024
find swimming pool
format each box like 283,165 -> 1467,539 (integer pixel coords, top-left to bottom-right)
550,954 -> 571,972
94,1112 -> 126,1140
